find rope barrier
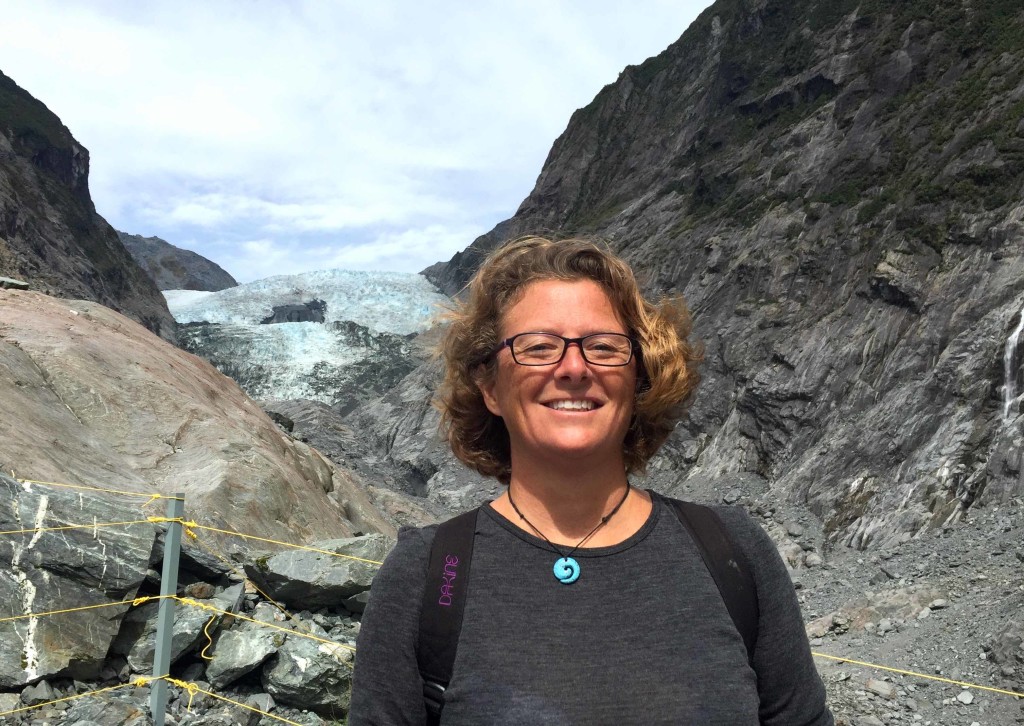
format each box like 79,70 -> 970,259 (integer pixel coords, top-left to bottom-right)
173,597 -> 356,652
163,677 -> 305,725
0,518 -> 158,538
13,477 -> 182,503
186,522 -> 384,565
812,652 -> 1024,699
0,595 -> 164,624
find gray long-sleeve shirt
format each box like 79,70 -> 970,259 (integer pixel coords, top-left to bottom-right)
351,492 -> 833,725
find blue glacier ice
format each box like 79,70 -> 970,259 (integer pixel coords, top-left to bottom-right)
164,268 -> 448,334
164,269 -> 448,404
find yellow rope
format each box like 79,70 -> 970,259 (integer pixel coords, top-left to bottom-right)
163,677 -> 304,725
0,595 -> 161,623
199,615 -> 217,661
187,522 -> 384,565
186,532 -> 328,652
813,652 -> 1024,698
14,477 -> 182,502
0,519 -> 158,538
0,680 -> 138,717
173,597 -> 356,652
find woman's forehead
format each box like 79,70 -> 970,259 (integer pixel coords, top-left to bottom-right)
499,279 -> 627,331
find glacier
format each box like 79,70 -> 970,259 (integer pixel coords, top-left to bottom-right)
164,269 -> 448,407
164,268 -> 447,333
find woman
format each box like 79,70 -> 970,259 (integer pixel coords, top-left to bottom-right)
350,236 -> 833,724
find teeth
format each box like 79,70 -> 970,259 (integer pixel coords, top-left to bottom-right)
547,400 -> 595,411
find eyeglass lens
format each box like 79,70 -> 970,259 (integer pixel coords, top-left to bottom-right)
510,333 -> 632,365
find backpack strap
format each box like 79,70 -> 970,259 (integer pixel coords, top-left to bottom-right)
666,497 -> 760,663
417,507 -> 480,725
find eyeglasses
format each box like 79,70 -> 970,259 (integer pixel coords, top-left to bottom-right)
491,332 -> 637,366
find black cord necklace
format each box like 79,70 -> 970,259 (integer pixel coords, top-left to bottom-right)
506,483 -> 631,584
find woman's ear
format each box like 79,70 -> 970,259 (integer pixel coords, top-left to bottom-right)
474,365 -> 502,417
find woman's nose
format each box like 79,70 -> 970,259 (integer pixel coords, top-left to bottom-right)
555,342 -> 591,379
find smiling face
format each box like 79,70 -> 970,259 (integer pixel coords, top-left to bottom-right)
477,278 -> 637,473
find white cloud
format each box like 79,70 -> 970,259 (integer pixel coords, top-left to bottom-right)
1,0 -> 713,281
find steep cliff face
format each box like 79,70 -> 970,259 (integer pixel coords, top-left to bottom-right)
118,231 -> 238,292
0,71 -> 175,340
415,0 -> 1024,548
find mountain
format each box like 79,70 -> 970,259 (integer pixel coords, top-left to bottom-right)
0,70 -> 175,341
118,231 -> 238,291
165,269 -> 448,410
414,0 -> 1024,550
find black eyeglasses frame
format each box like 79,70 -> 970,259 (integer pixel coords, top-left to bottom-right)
489,332 -> 638,367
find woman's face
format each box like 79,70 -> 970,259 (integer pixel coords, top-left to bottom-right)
477,278 -> 637,471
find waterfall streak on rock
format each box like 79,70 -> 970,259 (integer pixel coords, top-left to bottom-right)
1003,309 -> 1024,421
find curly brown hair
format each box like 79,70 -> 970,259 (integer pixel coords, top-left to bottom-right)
437,236 -> 701,483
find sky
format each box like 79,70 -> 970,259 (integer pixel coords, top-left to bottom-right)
1,1 -> 714,283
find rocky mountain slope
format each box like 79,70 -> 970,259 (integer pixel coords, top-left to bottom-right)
418,0 -> 1024,550
118,231 -> 238,291
0,70 -> 175,340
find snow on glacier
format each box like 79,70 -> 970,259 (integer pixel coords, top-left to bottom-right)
164,268 -> 448,334
163,269 -> 449,404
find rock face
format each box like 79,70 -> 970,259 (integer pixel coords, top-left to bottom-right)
414,0 -> 1024,548
0,71 -> 175,341
117,231 -> 238,292
0,474 -> 155,688
0,289 -> 394,544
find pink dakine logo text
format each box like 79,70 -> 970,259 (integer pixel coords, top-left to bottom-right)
438,554 -> 459,606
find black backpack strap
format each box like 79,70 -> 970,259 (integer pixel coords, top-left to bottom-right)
417,507 -> 479,725
666,498 -> 759,663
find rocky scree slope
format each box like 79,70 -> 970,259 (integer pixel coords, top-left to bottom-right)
0,70 -> 175,341
118,231 -> 238,292
417,0 -> 1024,549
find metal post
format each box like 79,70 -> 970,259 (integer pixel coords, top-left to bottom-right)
150,494 -> 184,726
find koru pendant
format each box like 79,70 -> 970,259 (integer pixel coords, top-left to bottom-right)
553,556 -> 580,584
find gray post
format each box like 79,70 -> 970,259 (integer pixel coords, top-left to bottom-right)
150,494 -> 184,726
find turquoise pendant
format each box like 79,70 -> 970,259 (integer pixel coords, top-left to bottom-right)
553,557 -> 580,584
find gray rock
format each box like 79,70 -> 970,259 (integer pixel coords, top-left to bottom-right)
865,678 -> 895,699
246,692 -> 275,714
0,692 -> 20,716
206,622 -> 283,688
244,534 -> 392,610
261,636 -> 353,716
0,475 -> 155,688
63,690 -> 150,725
20,679 -> 56,705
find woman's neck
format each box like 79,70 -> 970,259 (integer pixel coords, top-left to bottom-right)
494,454 -> 647,545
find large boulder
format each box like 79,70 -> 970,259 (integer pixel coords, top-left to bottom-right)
0,289 -> 394,546
244,534 -> 391,611
206,621 -> 283,689
0,474 -> 155,687
262,637 -> 353,717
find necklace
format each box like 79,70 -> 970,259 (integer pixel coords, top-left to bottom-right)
506,483 -> 631,584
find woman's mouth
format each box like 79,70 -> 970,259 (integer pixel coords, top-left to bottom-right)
545,399 -> 598,411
